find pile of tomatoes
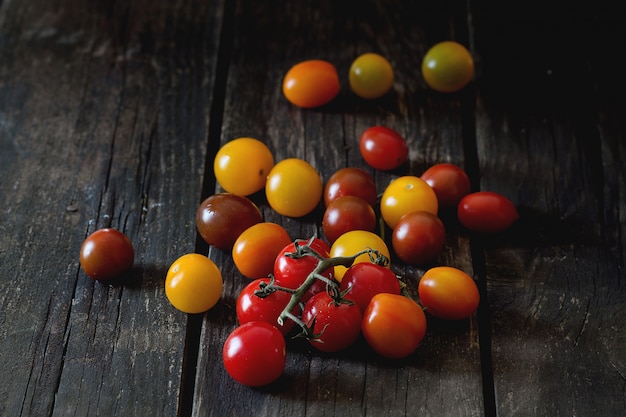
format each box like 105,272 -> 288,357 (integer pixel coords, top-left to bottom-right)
78,40 -> 520,388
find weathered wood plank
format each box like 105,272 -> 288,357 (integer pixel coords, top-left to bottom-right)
0,1 -> 224,415
192,1 -> 485,416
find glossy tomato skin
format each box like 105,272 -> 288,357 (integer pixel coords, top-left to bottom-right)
380,176 -> 439,229
302,292 -> 362,352
165,253 -> 223,314
196,193 -> 262,251
214,137 -> 274,196
223,321 -> 286,387
273,238 -> 333,302
392,211 -> 446,266
361,293 -> 427,359
232,222 -> 292,279
339,263 -> 401,314
329,230 -> 391,282
79,228 -> 134,281
418,266 -> 480,320
421,163 -> 471,209
349,53 -> 394,99
359,126 -> 409,171
421,41 -> 475,93
457,191 -> 519,233
266,158 -> 323,218
282,60 -> 340,108
322,196 -> 377,244
236,278 -> 298,335
324,167 -> 377,207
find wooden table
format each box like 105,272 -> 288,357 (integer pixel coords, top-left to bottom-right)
1,0 -> 624,415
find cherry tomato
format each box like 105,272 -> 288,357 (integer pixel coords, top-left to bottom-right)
236,278 -> 299,335
361,293 -> 427,359
165,253 -> 223,314
349,53 -> 394,99
421,41 -> 475,93
380,176 -> 438,229
282,60 -> 340,108
266,158 -> 323,217
392,211 -> 446,266
196,193 -> 263,251
79,228 -> 134,281
232,222 -> 292,279
223,321 -> 286,386
420,163 -> 471,209
324,167 -> 378,207
418,266 -> 480,320
273,238 -> 333,302
302,292 -> 362,352
359,126 -> 409,171
339,262 -> 401,314
214,137 -> 274,196
329,230 -> 390,282
457,191 -> 519,233
322,196 -> 377,244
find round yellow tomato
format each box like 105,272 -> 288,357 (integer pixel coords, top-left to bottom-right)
214,137 -> 274,196
165,253 -> 223,314
232,222 -> 292,279
349,53 -> 394,99
421,41 -> 475,93
282,60 -> 340,108
329,230 -> 390,281
266,158 -> 323,217
380,176 -> 438,229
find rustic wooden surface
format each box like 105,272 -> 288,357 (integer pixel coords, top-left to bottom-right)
1,1 -> 624,416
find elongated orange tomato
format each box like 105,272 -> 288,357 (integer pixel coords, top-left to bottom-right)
282,60 -> 340,108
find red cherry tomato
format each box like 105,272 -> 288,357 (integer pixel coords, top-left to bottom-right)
282,60 -> 340,108
392,211 -> 446,266
322,196 -> 377,244
359,126 -> 409,171
324,167 -> 378,207
420,163 -> 471,209
339,263 -> 401,314
222,322 -> 286,387
236,278 -> 299,335
457,191 -> 519,233
79,228 -> 134,281
361,293 -> 427,358
418,266 -> 480,320
302,292 -> 362,352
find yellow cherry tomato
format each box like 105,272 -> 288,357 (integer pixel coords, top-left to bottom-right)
380,176 -> 438,229
266,158 -> 323,217
421,41 -> 475,93
214,137 -> 274,196
330,230 -> 390,282
165,253 -> 223,314
282,60 -> 340,108
349,53 -> 394,99
232,222 -> 292,279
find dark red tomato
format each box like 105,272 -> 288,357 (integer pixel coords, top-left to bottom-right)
322,196 -> 377,244
236,278 -> 299,335
324,167 -> 378,207
457,191 -> 519,233
339,263 -> 401,314
392,211 -> 446,266
273,238 -> 333,301
302,292 -> 362,352
79,228 -> 134,281
359,126 -> 409,171
196,193 -> 263,251
421,163 -> 471,209
223,321 -> 286,386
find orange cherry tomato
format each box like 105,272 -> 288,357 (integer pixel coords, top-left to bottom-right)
329,230 -> 390,281
380,176 -> 438,229
418,266 -> 480,320
165,253 -> 223,314
232,222 -> 292,279
282,60 -> 340,108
